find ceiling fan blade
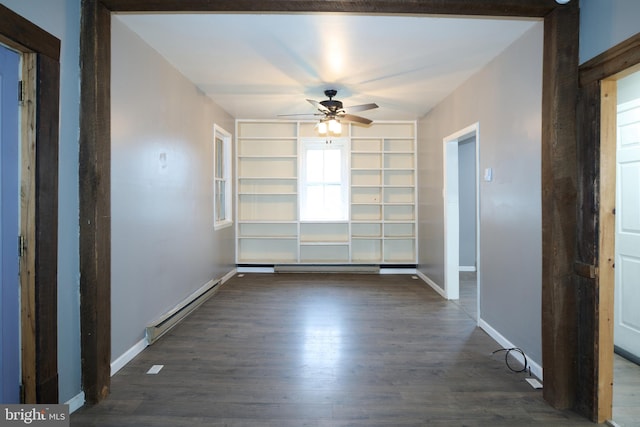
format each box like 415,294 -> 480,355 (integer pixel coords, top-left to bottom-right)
345,103 -> 378,113
307,98 -> 330,113
277,113 -> 322,117
340,114 -> 373,125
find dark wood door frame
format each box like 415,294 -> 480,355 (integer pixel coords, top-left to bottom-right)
576,32 -> 640,423
0,4 -> 60,403
80,0 -> 585,418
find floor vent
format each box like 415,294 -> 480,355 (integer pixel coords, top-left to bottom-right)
274,264 -> 380,274
146,280 -> 220,345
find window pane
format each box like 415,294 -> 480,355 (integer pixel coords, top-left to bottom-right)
323,185 -> 344,219
218,180 -> 226,221
213,125 -> 232,228
305,186 -> 324,216
323,150 -> 342,182
300,139 -> 347,221
306,150 -> 324,182
215,137 -> 224,178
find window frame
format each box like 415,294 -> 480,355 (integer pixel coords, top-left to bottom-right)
213,124 -> 233,230
298,137 -> 350,222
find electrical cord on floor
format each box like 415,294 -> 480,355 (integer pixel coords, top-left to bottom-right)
492,347 -> 530,375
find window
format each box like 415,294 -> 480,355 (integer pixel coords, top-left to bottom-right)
213,124 -> 232,229
299,138 -> 349,221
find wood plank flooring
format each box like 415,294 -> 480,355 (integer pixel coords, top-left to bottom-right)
613,353 -> 640,426
71,273 -> 594,426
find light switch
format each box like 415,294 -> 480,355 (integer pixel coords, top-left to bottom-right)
484,167 -> 493,182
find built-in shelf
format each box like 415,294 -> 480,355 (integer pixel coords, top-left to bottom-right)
236,120 -> 417,265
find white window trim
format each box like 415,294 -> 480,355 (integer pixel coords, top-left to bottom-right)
299,137 -> 350,222
213,124 -> 233,230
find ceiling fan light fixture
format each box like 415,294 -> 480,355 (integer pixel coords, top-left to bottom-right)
329,119 -> 341,134
317,121 -> 328,135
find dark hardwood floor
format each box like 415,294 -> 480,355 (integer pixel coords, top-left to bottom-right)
71,273 -> 594,426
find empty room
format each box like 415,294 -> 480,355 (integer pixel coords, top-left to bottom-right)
0,0 -> 639,425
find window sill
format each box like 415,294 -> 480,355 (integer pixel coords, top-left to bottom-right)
214,220 -> 233,231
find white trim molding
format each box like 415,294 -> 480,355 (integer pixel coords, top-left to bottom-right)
111,338 -> 148,376
65,391 -> 86,414
416,270 -> 448,299
479,317 -> 543,381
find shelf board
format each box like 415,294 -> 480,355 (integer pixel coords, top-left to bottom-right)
298,259 -> 351,264
238,236 -> 298,239
238,176 -> 297,180
238,155 -> 297,158
238,192 -> 297,196
300,241 -> 349,245
238,258 -> 298,264
237,136 -> 297,140
238,220 -> 298,224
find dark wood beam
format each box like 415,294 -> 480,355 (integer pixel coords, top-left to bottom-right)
34,54 -> 61,403
99,0 -> 559,17
81,0 -> 580,409
574,78 -> 601,421
0,4 -> 60,60
579,32 -> 640,87
540,0 -> 580,411
79,0 -> 112,404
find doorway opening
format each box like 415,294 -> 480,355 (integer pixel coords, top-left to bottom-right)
443,123 -> 480,318
0,42 -> 21,404
610,68 -> 640,427
0,4 -> 61,404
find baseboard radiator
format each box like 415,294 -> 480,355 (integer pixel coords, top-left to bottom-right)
145,279 -> 220,345
274,264 -> 380,274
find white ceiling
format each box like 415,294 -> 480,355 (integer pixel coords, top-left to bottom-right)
115,13 -> 538,121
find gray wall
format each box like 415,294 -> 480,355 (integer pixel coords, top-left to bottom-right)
580,0 -> 640,64
417,22 -> 544,363
0,0 -> 81,404
111,18 -> 236,362
458,137 -> 476,269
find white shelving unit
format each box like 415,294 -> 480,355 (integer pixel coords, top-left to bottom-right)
236,120 -> 416,265
351,122 -> 416,264
236,121 -> 299,263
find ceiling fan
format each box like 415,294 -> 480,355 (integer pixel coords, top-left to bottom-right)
279,89 -> 378,126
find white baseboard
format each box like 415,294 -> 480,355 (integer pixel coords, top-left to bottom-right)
415,271 -> 447,299
237,266 -> 275,273
111,337 -> 148,376
236,266 -> 417,275
65,391 -> 85,413
380,268 -> 416,275
220,268 -> 237,283
478,317 -> 543,381
459,266 -> 477,272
